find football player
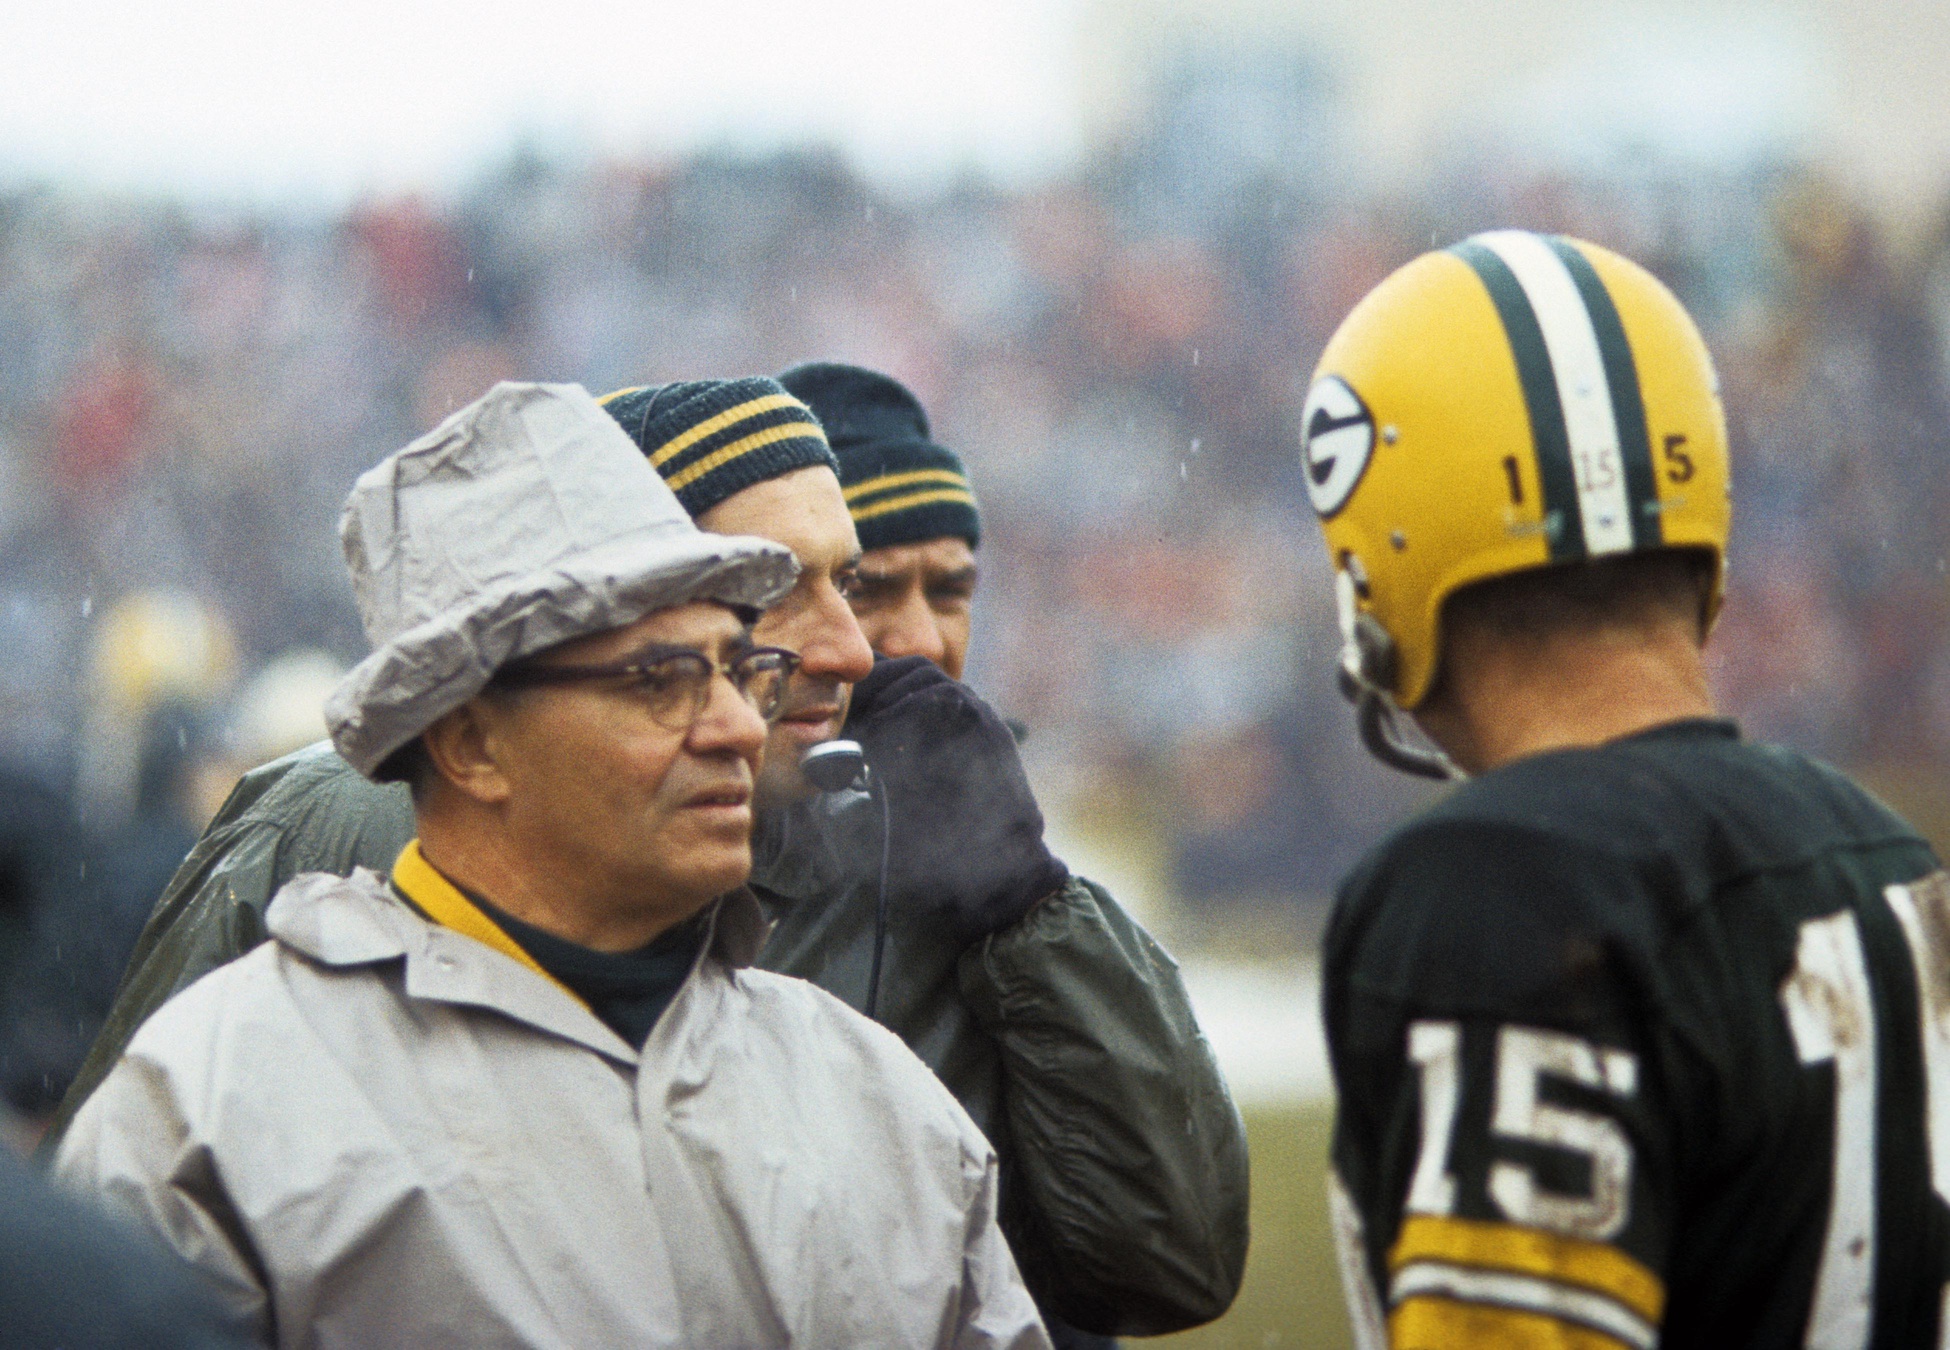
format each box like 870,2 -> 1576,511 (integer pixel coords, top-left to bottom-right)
1303,230 -> 1950,1348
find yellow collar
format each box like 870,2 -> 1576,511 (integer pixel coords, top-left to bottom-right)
391,840 -> 580,1003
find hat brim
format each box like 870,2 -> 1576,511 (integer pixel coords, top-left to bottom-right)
326,530 -> 797,779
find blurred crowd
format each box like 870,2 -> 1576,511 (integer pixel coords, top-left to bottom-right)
1,69 -> 1948,1116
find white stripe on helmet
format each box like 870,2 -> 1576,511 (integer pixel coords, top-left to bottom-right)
1477,230 -> 1634,557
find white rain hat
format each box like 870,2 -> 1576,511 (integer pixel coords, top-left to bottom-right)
325,382 -> 798,778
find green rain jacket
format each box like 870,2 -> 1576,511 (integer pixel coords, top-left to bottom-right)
49,742 -> 1249,1337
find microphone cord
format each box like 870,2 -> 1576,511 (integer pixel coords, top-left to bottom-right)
862,772 -> 891,1022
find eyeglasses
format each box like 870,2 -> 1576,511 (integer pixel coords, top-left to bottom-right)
492,644 -> 800,732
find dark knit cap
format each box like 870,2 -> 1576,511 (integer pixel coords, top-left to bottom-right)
598,378 -> 839,519
777,363 -> 981,552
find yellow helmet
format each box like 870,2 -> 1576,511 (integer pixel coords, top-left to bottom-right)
1301,230 -> 1729,775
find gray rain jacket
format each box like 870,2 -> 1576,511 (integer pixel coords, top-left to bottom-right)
56,874 -> 1046,1349
52,743 -> 1250,1336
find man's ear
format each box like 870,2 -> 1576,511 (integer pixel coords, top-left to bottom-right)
420,698 -> 515,805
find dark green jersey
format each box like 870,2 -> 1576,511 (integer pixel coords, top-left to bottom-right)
1325,719 -> 1950,1350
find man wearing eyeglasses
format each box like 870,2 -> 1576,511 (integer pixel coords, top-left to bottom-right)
54,383 -> 1048,1348
52,377 -> 1247,1346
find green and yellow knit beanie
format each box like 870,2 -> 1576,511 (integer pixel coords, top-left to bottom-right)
598,378 -> 839,519
776,363 -> 980,552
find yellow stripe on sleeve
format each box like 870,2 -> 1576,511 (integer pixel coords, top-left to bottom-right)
390,840 -> 580,1002
842,467 -> 970,502
1390,1297 -> 1635,1350
1389,1216 -> 1664,1323
849,487 -> 979,525
662,421 -> 830,491
596,385 -> 648,406
647,394 -> 808,468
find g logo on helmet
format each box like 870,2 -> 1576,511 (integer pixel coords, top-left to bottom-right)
1300,375 -> 1376,519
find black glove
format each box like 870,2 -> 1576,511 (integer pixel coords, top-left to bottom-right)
844,656 -> 1069,945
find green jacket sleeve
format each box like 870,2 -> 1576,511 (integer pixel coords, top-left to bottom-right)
957,876 -> 1250,1335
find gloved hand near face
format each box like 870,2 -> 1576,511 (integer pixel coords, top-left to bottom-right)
843,656 -> 1069,945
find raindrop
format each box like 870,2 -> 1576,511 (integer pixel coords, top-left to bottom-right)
1189,438 -> 1202,455
1180,463 -> 1188,480
790,285 -> 799,303
466,268 -> 475,283
177,726 -> 188,751
1191,348 -> 1200,367
81,595 -> 92,618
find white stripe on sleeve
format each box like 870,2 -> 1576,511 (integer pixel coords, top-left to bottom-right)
1391,1258 -> 1660,1350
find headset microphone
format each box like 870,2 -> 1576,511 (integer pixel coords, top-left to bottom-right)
800,739 -> 868,793
798,738 -> 891,1020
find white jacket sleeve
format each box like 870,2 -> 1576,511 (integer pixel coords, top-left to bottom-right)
955,1148 -> 1053,1350
53,1053 -> 272,1343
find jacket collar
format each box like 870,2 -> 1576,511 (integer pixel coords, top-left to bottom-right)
391,838 -> 768,970
390,840 -> 578,997
265,846 -> 770,1065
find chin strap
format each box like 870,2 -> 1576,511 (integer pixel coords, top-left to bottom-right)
1335,570 -> 1466,783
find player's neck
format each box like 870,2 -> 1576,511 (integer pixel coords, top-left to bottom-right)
1413,618 -> 1716,775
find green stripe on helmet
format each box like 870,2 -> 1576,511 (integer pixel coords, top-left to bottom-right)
1449,239 -> 1584,562
1547,238 -> 1663,551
